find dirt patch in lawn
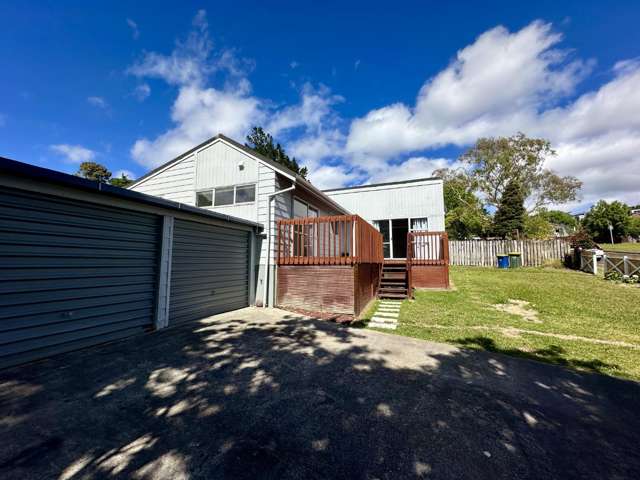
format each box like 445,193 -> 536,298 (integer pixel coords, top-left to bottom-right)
493,299 -> 541,323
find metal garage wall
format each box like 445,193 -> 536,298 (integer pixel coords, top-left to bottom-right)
170,219 -> 249,324
0,186 -> 160,369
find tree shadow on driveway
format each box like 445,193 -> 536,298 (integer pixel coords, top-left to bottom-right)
1,308 -> 639,479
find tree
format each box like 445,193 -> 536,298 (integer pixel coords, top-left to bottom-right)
523,214 -> 554,239
628,216 -> 640,239
460,132 -> 581,212
434,168 -> 490,239
583,201 -> 631,243
245,127 -> 308,178
540,209 -> 578,230
493,179 -> 526,239
76,162 -> 112,183
110,174 -> 135,188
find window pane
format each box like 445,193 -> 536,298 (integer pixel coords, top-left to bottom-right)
308,206 -> 319,218
214,187 -> 234,206
196,191 -> 213,207
235,184 -> 255,203
411,217 -> 429,231
293,199 -> 307,218
375,220 -> 390,242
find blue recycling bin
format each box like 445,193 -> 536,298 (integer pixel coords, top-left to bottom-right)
497,254 -> 510,269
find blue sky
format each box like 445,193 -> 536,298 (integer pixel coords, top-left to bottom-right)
1,1 -> 639,210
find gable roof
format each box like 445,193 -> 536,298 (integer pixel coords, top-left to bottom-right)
129,133 -> 349,215
130,134 -> 298,188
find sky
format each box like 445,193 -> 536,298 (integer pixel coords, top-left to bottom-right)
1,0 -> 639,212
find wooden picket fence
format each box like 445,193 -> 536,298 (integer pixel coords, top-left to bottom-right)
448,238 -> 572,267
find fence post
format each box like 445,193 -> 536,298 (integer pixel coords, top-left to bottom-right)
579,249 -> 584,271
624,256 -> 630,276
592,252 -> 598,275
602,254 -> 607,276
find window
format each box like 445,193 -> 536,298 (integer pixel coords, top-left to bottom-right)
196,191 -> 213,207
293,198 -> 308,218
214,187 -> 235,206
235,184 -> 255,203
410,217 -> 429,231
197,184 -> 257,208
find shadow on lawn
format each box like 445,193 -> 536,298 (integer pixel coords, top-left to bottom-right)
1,311 -> 639,480
453,336 -> 619,377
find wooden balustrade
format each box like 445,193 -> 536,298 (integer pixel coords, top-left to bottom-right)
277,215 -> 383,265
407,231 -> 449,265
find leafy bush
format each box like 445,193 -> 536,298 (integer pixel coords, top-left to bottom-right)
605,271 -> 623,282
605,271 -> 639,284
569,229 -> 598,249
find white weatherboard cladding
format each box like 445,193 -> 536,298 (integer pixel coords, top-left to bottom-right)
195,141 -> 258,189
132,154 -> 196,204
325,180 -> 445,231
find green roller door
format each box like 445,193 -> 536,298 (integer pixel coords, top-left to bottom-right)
170,219 -> 249,324
0,186 -> 160,369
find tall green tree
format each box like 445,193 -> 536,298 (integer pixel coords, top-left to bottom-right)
76,162 -> 112,183
434,168 -> 490,239
245,126 -> 308,178
460,132 -> 582,212
493,179 -> 526,239
583,200 -> 631,243
109,173 -> 135,188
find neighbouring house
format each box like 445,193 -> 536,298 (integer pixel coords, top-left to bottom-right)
130,134 -> 448,313
631,208 -> 640,217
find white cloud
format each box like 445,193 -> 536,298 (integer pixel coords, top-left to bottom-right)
345,20 -> 640,207
126,18 -> 139,40
133,83 -> 151,101
50,144 -> 96,163
346,21 -> 592,159
128,11 -> 263,168
87,96 -> 109,109
290,61 -> 299,69
131,85 -> 261,167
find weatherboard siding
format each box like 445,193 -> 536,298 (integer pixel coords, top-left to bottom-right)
325,180 -> 445,231
132,154 -> 196,205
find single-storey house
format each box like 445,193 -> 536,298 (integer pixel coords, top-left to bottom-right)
129,134 -> 447,308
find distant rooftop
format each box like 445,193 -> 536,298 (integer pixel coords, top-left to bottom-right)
322,176 -> 441,193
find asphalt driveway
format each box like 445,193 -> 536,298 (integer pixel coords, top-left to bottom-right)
1,307 -> 639,479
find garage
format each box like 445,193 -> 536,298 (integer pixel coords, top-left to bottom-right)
170,219 -> 250,324
0,186 -> 161,369
0,157 -> 261,369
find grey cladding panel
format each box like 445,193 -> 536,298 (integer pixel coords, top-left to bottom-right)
0,186 -> 160,368
170,219 -> 249,324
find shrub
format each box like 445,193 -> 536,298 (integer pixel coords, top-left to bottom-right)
569,229 -> 598,249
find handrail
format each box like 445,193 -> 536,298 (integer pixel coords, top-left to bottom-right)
407,231 -> 449,266
277,214 -> 383,265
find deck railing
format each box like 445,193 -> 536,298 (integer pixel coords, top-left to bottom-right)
277,215 -> 383,265
407,231 -> 449,265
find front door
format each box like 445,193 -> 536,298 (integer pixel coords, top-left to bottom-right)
391,218 -> 408,258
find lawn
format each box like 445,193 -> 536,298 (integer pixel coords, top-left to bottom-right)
601,242 -> 640,253
392,267 -> 640,380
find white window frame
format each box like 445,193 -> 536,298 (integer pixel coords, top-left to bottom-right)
195,183 -> 257,208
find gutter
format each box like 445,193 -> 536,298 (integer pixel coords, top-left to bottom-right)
263,182 -> 296,308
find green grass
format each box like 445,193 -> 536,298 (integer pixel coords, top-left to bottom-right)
394,267 -> 640,380
601,242 -> 640,253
